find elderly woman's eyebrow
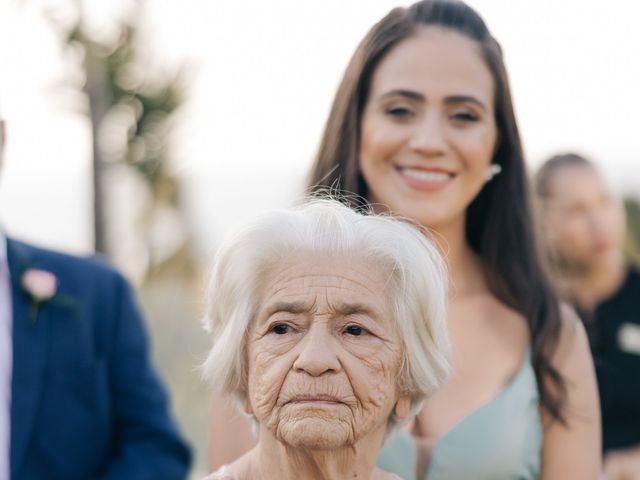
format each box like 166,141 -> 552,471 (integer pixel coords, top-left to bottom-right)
263,301 -> 380,319
335,302 -> 380,319
264,301 -> 310,317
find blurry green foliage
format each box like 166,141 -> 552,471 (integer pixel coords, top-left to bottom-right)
47,6 -> 196,279
68,23 -> 183,200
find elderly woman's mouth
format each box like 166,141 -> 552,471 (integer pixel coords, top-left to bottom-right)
286,394 -> 343,405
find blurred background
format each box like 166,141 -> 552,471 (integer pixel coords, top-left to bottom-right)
0,0 -> 638,477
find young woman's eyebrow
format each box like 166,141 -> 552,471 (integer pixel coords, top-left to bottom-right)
444,95 -> 488,112
379,90 -> 488,112
379,89 -> 425,102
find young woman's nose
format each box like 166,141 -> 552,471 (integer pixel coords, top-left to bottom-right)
408,111 -> 447,155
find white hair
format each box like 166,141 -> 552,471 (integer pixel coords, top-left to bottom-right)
202,198 -> 451,434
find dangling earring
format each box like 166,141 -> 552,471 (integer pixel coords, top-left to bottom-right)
484,163 -> 502,182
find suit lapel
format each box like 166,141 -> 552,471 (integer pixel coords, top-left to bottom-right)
7,239 -> 50,477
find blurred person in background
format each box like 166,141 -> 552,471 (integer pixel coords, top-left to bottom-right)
208,1 -> 601,479
536,153 -> 640,480
0,106 -> 190,479
201,199 -> 451,480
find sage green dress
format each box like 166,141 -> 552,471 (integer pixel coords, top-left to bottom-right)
377,350 -> 542,479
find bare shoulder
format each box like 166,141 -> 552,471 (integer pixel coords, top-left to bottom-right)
544,303 -> 599,419
549,303 -> 594,376
539,303 -> 601,479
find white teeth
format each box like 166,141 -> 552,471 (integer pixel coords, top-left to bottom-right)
400,168 -> 451,182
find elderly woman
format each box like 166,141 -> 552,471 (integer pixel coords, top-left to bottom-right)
201,199 -> 451,480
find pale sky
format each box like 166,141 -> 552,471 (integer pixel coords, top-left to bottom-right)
0,0 -> 638,261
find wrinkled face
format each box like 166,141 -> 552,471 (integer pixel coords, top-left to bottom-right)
246,253 -> 407,450
359,27 -> 498,231
543,164 -> 625,270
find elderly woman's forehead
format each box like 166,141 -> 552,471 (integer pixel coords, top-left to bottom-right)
264,253 -> 390,286
256,254 -> 394,308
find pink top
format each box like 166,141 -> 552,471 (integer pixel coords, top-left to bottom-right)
203,466 -> 402,480
203,465 -> 234,480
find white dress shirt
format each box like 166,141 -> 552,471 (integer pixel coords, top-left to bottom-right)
0,231 -> 12,480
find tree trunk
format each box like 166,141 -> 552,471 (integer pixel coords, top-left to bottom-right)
84,53 -> 110,255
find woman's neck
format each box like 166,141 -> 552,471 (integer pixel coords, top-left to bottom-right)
233,428 -> 388,480
430,219 -> 486,298
563,251 -> 627,312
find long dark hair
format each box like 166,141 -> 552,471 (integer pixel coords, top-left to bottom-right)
307,0 -> 567,422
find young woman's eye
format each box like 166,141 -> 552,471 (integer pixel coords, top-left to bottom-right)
345,325 -> 364,336
451,110 -> 479,122
271,324 -> 290,335
385,106 -> 413,118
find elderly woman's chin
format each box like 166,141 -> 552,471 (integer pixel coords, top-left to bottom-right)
275,413 -> 357,450
270,397 -> 385,450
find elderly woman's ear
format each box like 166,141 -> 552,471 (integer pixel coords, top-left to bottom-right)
394,395 -> 412,420
242,401 -> 253,416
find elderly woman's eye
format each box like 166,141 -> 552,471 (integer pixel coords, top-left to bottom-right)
345,325 -> 364,336
271,323 -> 290,335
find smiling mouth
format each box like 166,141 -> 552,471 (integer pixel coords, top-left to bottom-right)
397,166 -> 454,182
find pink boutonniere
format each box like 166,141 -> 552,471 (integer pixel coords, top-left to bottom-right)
21,269 -> 57,301
21,269 -> 58,322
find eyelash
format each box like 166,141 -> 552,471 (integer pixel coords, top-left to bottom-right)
385,107 -> 479,123
344,324 -> 366,337
385,106 -> 414,119
269,323 -> 293,335
268,323 -> 368,337
450,111 -> 479,122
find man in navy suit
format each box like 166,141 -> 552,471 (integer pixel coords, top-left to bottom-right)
0,112 -> 191,478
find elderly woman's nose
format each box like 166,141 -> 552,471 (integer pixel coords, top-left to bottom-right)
293,324 -> 341,376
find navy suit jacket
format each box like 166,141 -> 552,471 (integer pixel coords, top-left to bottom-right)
7,239 -> 191,480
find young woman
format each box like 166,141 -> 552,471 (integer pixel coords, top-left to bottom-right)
306,1 -> 600,478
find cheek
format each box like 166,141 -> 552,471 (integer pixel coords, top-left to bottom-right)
547,214 -> 581,244
346,342 -> 403,412
247,345 -> 295,419
457,128 -> 495,171
359,116 -> 402,167
607,208 -> 626,241
554,223 -> 578,242
359,114 -> 381,161
558,224 -> 591,253
450,114 -> 496,158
